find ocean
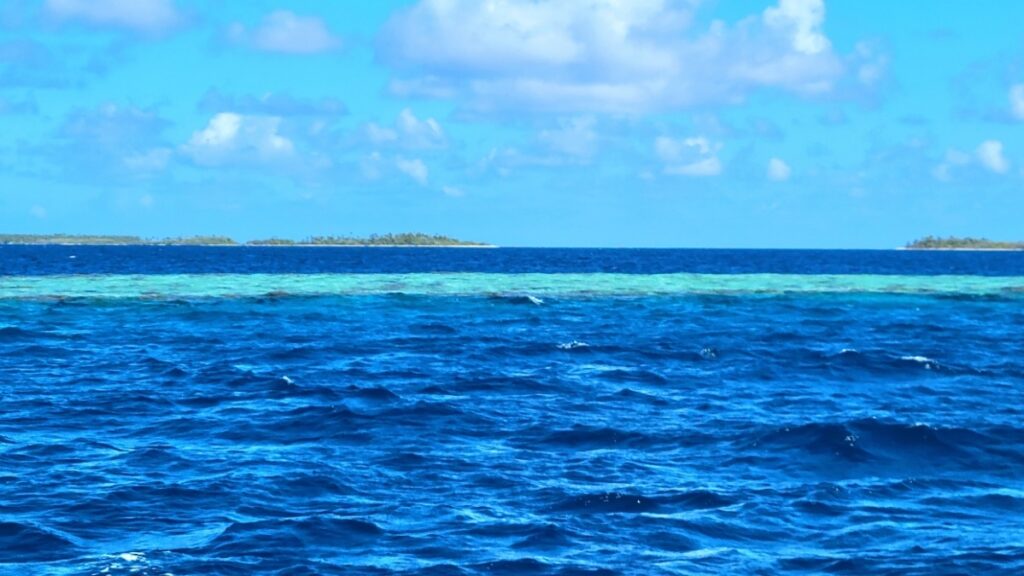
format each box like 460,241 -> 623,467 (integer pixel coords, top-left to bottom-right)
1,247 -> 1022,575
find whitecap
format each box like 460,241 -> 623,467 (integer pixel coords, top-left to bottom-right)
901,355 -> 937,369
557,341 -> 589,350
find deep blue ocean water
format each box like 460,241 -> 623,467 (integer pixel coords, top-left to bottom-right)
2,247 -> 1023,575
2,246 -> 1024,276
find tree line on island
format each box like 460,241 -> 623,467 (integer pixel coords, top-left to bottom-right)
0,233 -> 489,247
906,236 -> 1024,250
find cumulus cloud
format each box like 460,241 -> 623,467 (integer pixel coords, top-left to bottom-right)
767,157 -> 791,181
182,113 -> 294,165
763,0 -> 829,55
228,11 -> 340,54
396,157 -> 429,185
45,0 -> 181,33
934,143 -> 1011,180
976,140 -> 1009,174
1011,84 -> 1024,121
656,135 -> 722,176
379,0 -> 843,114
364,108 -> 446,149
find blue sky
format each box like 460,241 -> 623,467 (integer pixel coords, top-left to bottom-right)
1,0 -> 1022,247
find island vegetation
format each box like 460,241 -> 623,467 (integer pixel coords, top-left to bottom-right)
906,236 -> 1024,250
0,233 -> 489,247
0,234 -> 147,245
302,233 -> 486,246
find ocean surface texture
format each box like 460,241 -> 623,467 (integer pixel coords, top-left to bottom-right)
1,247 -> 1023,575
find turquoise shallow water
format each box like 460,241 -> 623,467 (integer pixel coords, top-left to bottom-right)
2,248 -> 1023,575
2,273 -> 1024,299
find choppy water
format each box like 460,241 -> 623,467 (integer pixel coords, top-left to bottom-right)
2,248 -> 1023,575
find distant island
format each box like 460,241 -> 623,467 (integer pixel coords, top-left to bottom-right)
0,233 -> 491,247
906,236 -> 1024,250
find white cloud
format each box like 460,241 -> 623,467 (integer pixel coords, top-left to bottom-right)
396,157 -> 429,185
229,11 -> 340,54
380,0 -> 843,114
191,113 -> 240,148
45,0 -> 180,32
364,108 -> 446,149
977,140 -> 1009,174
656,136 -> 711,160
395,109 -> 445,148
767,157 -> 791,181
763,0 -> 829,55
538,117 -> 597,158
182,113 -> 294,165
442,185 -> 465,197
656,135 -> 723,177
1010,84 -> 1024,121
30,205 -> 47,219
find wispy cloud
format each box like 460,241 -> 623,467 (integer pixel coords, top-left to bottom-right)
656,136 -> 723,177
364,109 -> 446,149
198,90 -> 347,117
538,117 -> 597,159
45,0 -> 182,33
396,157 -> 429,185
228,11 -> 340,54
767,157 -> 791,181
1010,84 -> 1024,121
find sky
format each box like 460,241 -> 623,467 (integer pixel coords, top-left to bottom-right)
0,0 -> 1022,248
